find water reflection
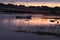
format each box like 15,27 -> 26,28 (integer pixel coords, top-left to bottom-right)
1,15 -> 60,27
0,13 -> 60,32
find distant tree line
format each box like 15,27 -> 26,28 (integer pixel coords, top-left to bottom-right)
0,3 -> 60,11
0,3 -> 60,15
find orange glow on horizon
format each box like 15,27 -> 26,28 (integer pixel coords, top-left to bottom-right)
3,2 -> 60,7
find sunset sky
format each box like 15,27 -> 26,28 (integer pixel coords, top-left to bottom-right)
0,0 -> 60,7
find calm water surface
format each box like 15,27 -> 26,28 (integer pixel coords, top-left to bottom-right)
0,12 -> 60,32
0,12 -> 60,40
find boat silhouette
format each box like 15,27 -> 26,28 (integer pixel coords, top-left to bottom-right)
12,16 -> 32,19
50,20 -> 55,22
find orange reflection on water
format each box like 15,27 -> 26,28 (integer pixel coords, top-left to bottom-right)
30,17 -> 58,25
2,17 -> 60,26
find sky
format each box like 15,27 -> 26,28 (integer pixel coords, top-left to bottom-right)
0,0 -> 60,7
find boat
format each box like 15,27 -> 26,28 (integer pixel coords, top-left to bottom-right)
12,16 -> 32,19
50,20 -> 55,22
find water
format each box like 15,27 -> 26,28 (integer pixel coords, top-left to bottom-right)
0,12 -> 60,40
0,12 -> 60,32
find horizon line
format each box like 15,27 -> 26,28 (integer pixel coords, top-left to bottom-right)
0,2 -> 60,7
